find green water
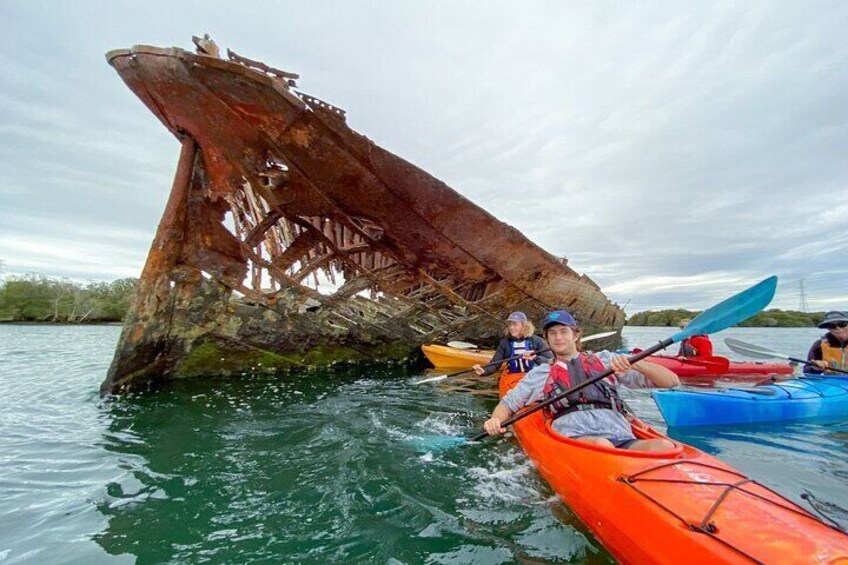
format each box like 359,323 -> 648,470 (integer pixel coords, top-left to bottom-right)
1,325 -> 846,564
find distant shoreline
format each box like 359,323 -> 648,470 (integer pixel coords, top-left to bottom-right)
627,308 -> 825,328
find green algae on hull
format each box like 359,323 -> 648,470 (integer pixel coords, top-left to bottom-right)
175,341 -> 418,379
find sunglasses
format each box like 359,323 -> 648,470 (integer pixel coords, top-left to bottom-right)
825,322 -> 848,330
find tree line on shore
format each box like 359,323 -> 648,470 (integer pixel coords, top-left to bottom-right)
627,308 -> 826,328
0,275 -> 138,323
0,273 -> 828,328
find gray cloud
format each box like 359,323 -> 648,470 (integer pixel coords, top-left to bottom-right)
1,1 -> 845,314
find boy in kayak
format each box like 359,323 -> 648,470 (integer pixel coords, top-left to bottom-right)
807,310 -> 848,373
472,311 -> 552,376
483,309 -> 679,451
676,318 -> 714,358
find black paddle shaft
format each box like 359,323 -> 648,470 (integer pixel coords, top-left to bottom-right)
789,356 -> 848,376
469,338 -> 674,442
441,348 -> 552,379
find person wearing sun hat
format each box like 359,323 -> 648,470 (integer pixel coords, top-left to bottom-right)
807,310 -> 848,374
472,311 -> 552,376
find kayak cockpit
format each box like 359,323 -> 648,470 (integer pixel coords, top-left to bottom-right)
541,417 -> 685,458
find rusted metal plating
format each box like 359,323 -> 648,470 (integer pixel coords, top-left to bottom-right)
102,38 -> 624,392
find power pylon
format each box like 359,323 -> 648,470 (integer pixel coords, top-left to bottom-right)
799,279 -> 810,313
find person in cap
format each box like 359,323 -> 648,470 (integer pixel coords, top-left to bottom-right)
472,311 -> 552,376
676,317 -> 714,358
483,309 -> 679,451
807,310 -> 848,374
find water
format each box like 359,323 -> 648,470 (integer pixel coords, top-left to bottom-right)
0,325 -> 845,563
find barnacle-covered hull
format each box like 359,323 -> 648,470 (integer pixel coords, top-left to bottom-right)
102,42 -> 624,392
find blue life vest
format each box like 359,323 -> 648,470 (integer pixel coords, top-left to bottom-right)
508,338 -> 534,373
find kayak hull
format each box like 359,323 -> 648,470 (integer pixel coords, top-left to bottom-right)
646,354 -> 794,378
654,376 -> 848,427
499,371 -> 848,564
421,344 -> 493,368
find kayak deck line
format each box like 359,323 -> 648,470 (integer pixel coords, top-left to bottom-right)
619,459 -> 847,565
660,377 -> 848,402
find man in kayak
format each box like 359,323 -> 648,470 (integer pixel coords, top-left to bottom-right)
483,309 -> 679,451
807,310 -> 848,373
676,318 -> 714,357
472,311 -> 552,376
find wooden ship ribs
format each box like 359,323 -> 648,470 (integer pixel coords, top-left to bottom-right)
102,39 -> 625,392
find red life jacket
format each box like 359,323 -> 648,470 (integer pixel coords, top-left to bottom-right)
679,335 -> 713,357
542,353 -> 625,420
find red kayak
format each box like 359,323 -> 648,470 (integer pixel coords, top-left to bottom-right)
636,353 -> 794,383
499,371 -> 848,564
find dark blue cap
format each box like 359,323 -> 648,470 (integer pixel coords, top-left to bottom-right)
542,309 -> 578,330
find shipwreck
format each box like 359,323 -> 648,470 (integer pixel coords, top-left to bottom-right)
102,37 -> 625,393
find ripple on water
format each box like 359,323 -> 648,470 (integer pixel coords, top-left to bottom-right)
2,325 -> 847,563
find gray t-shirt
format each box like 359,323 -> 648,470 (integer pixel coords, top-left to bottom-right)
499,351 -> 652,442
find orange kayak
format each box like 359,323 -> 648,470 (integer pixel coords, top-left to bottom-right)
421,344 -> 494,368
499,371 -> 848,564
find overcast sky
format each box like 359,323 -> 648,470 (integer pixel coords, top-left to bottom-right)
1,1 -> 845,314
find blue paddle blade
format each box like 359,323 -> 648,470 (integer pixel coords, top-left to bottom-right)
407,435 -> 468,452
670,275 -> 777,344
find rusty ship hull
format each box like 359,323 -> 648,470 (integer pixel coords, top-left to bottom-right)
102,43 -> 624,392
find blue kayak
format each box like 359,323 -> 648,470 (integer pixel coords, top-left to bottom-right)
653,375 -> 848,427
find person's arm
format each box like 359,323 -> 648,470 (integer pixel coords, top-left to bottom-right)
471,339 -> 507,375
483,366 -> 548,434
631,359 -> 680,387
603,352 -> 679,388
475,339 -> 509,375
807,340 -> 826,372
484,403 -> 513,435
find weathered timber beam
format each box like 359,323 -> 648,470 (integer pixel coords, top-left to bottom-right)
291,252 -> 333,283
245,208 -> 284,247
232,238 -> 323,301
280,175 -> 502,322
271,229 -> 325,273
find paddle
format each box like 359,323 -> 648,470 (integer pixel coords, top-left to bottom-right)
457,276 -> 777,443
577,330 -> 619,343
414,331 -> 620,385
446,341 -> 481,350
724,338 -> 848,376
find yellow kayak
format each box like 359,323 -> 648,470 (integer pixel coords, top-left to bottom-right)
420,344 -> 494,368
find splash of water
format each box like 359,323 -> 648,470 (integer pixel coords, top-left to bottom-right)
407,435 -> 470,453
